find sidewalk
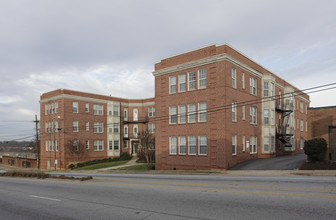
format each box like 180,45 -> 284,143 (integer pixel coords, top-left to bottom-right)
97,157 -> 142,171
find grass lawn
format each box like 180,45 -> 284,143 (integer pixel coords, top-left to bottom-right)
75,160 -> 129,170
117,164 -> 152,170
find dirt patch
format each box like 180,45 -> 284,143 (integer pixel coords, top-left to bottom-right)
300,161 -> 336,170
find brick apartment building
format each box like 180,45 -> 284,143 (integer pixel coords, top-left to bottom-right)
40,44 -> 309,170
40,89 -> 155,169
308,106 -> 336,160
153,44 -> 309,170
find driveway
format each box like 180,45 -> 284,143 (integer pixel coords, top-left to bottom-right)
229,153 -> 307,170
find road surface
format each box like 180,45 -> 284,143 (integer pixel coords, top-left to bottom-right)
0,173 -> 335,219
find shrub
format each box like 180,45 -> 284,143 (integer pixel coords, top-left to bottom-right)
119,152 -> 131,161
304,138 -> 328,161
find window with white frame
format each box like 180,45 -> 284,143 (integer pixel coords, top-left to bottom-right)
232,102 -> 237,122
271,82 -> 275,98
148,107 -> 155,117
55,140 -> 58,151
85,103 -> 89,112
49,140 -> 52,151
300,120 -> 304,131
94,140 -> 104,151
108,105 -> 113,116
300,102 -> 303,113
271,136 -> 275,152
198,102 -> 207,122
72,140 -> 78,151
264,136 -> 269,152
232,135 -> 237,155
188,103 -> 196,123
72,102 -> 78,113
93,104 -> 103,115
179,136 -> 186,155
45,140 -> 48,151
198,69 -> 207,89
109,140 -> 113,150
178,74 -> 186,92
148,123 -> 155,134
169,136 -> 177,155
169,106 -> 177,124
124,109 -> 128,121
250,77 -> 257,95
264,109 -> 269,125
264,82 -> 269,97
52,103 -> 54,114
113,106 -> 119,116
85,122 -> 89,131
169,76 -> 177,94
242,136 -> 245,152
250,107 -> 257,124
188,136 -> 196,155
133,125 -> 138,138
108,123 -> 113,133
188,71 -> 196,90
242,105 -> 245,121
242,73 -> 245,89
178,105 -> 186,124
133,109 -> 138,121
93,122 -> 103,133
114,140 -> 119,150
113,124 -> 119,133
232,68 -> 236,88
271,110 -> 275,125
48,104 -> 51,114
55,121 -> 59,132
73,121 -> 78,132
86,140 -> 89,150
45,122 -> 49,133
300,138 -> 304,150
55,102 -> 58,113
124,140 -> 128,148
199,136 -> 207,155
45,104 -> 48,115
250,136 -> 257,153
124,125 -> 128,137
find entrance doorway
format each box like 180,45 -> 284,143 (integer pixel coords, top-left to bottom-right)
131,141 -> 139,156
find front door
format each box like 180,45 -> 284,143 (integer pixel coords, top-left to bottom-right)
131,142 -> 139,155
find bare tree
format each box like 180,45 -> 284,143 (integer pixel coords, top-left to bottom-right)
138,129 -> 155,168
64,139 -> 86,164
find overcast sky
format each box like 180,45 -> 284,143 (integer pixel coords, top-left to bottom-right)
0,0 -> 335,141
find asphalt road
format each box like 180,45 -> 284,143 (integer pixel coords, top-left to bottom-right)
0,173 -> 335,219
229,153 -> 307,170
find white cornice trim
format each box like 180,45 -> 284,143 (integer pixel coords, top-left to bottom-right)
153,53 -> 263,78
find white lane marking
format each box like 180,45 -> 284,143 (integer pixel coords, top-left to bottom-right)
29,195 -> 61,202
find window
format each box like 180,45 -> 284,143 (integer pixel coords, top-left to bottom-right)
85,122 -> 89,131
113,124 -> 119,133
93,104 -> 103,115
264,137 -> 269,152
250,77 -> 257,95
169,106 -> 177,124
73,140 -> 79,151
271,136 -> 275,152
232,68 -> 236,88
133,109 -> 138,121
169,136 -> 177,155
279,92 -> 282,107
199,136 -> 207,155
178,105 -> 186,124
55,102 -> 58,113
264,82 -> 269,97
232,102 -> 237,122
179,136 -> 186,155
198,69 -> 207,89
250,136 -> 257,154
264,109 -> 269,125
188,136 -> 196,155
188,71 -> 196,90
45,104 -> 48,115
113,106 -> 119,116
114,140 -> 119,150
133,125 -> 138,138
109,140 -> 113,150
124,126 -> 128,137
108,124 -> 113,133
124,140 -> 128,148
55,140 -> 58,151
271,83 -> 275,98
86,140 -> 89,150
48,104 -> 51,114
94,140 -> 104,151
300,102 -> 303,113
232,135 -> 237,155
198,102 -> 207,122
250,107 -> 257,124
85,103 -> 89,112
72,102 -> 78,113
242,105 -> 245,121
73,121 -> 78,132
49,140 -> 52,151
148,107 -> 155,117
108,105 -> 113,116
45,123 -> 49,133
169,76 -> 176,94
55,121 -> 59,132
178,74 -> 186,92
148,124 -> 155,134
242,73 -> 245,89
242,136 -> 246,152
271,110 -> 275,125
93,122 -> 103,133
300,120 -> 304,131
188,103 -> 196,123
124,109 -> 128,121
45,140 -> 48,151
300,138 -> 304,150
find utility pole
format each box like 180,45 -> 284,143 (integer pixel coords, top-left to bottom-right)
34,114 -> 40,169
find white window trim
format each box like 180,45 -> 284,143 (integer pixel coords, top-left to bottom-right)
169,136 -> 177,155
188,136 -> 196,155
178,136 -> 186,155
198,136 -> 207,156
232,135 -> 237,155
169,76 -> 177,94
178,73 -> 186,93
188,71 -> 196,91
198,69 -> 207,89
198,102 -> 207,123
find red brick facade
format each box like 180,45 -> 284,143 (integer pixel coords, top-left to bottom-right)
153,44 -> 309,170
